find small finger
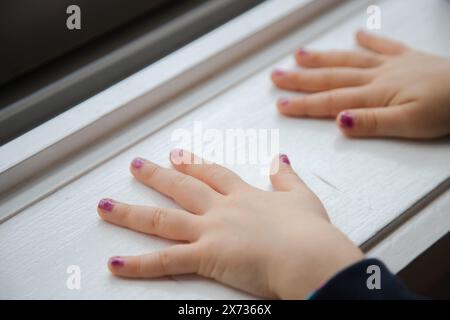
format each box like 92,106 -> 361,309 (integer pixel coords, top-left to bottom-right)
356,30 -> 407,55
276,87 -> 370,118
269,154 -> 306,192
169,149 -> 246,195
336,103 -> 418,138
97,199 -> 201,241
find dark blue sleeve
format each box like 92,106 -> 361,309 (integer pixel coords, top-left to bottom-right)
308,258 -> 421,300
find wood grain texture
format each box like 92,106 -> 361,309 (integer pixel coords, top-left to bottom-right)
1,0 -> 450,299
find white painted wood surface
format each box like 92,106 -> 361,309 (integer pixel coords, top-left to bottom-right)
1,0 -> 450,299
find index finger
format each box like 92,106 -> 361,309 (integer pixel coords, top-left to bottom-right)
130,157 -> 221,214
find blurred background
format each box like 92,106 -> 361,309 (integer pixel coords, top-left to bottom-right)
0,0 -> 265,144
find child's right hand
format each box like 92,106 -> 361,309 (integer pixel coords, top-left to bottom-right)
271,31 -> 450,139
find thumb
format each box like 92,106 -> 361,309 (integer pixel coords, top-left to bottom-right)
336,104 -> 416,138
270,154 -> 307,192
270,154 -> 330,221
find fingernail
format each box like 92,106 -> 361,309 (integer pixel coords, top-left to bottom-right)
98,198 -> 115,212
278,97 -> 290,107
131,157 -> 144,169
170,148 -> 184,163
279,154 -> 291,165
109,256 -> 125,268
272,69 -> 285,77
297,48 -> 308,56
340,112 -> 354,129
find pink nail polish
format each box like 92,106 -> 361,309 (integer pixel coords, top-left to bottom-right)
131,157 -> 144,169
109,256 -> 125,268
170,148 -> 184,164
272,69 -> 285,77
340,112 -> 354,129
279,154 -> 291,165
278,98 -> 290,107
98,198 -> 115,212
297,48 -> 308,56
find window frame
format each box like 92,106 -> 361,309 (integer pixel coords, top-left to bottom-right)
0,0 -> 339,220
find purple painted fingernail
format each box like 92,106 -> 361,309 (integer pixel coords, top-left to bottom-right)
279,154 -> 291,165
278,97 -> 290,107
98,198 -> 115,212
340,112 -> 354,129
170,148 -> 184,163
297,48 -> 308,56
109,256 -> 125,268
272,69 -> 285,77
131,157 -> 144,169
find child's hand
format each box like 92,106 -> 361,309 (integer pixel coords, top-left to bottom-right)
97,150 -> 363,299
271,31 -> 450,139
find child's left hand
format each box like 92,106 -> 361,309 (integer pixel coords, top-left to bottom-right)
97,150 -> 363,299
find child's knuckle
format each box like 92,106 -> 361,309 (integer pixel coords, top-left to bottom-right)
151,207 -> 167,230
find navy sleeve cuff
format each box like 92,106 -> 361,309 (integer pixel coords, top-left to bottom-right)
309,258 -> 420,300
